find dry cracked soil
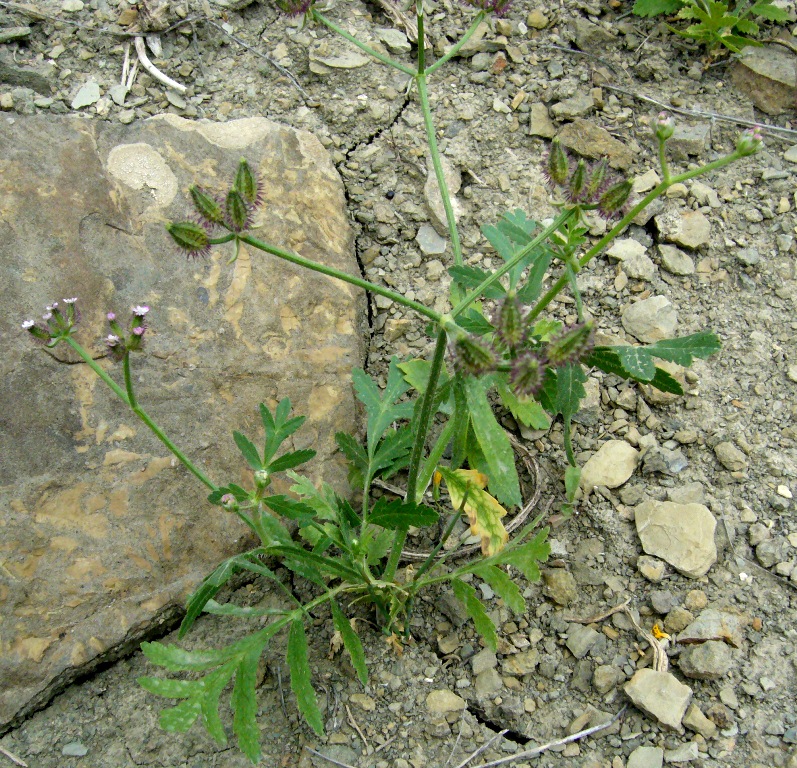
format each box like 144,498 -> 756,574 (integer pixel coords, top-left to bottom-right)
1,0 -> 797,766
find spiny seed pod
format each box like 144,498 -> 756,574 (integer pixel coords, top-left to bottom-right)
568,159 -> 588,200
654,112 -> 675,142
546,139 -> 569,187
544,321 -> 594,366
736,126 -> 763,157
509,351 -> 545,398
190,186 -> 224,225
221,493 -> 239,512
494,294 -> 524,350
233,159 -> 261,207
225,188 -> 249,232
167,221 -> 211,258
451,333 -> 496,376
274,0 -> 312,16
598,179 -> 633,218
584,159 -> 608,201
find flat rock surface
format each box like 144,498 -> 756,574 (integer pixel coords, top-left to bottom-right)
0,115 -> 364,727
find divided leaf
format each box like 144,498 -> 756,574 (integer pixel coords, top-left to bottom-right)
233,431 -> 262,470
470,564 -> 525,614
287,619 -> 324,736
632,0 -> 684,16
330,601 -> 368,686
368,497 -> 440,530
448,265 -> 506,299
438,467 -> 509,556
451,578 -> 498,652
492,528 -> 551,583
232,648 -> 262,764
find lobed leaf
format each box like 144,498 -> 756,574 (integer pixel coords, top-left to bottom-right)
492,528 -> 550,582
262,495 -> 318,526
470,564 -> 525,614
336,432 -> 368,474
137,676 -> 201,699
632,0 -> 684,16
496,376 -> 551,429
140,641 -> 229,672
330,601 -> 368,686
233,431 -> 262,470
448,265 -> 506,299
268,449 -> 316,473
368,497 -> 440,530
451,578 -> 498,652
232,648 -> 262,764
463,377 -> 521,507
159,698 -> 202,733
371,426 -> 414,476
287,619 -> 324,736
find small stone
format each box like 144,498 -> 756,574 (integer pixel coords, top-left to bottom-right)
62,742 -> 89,756
777,485 -> 793,499
61,0 -> 84,11
683,590 -> 707,612
557,118 -> 634,170
683,703 -> 717,739
0,93 -> 12,110
566,624 -> 601,659
638,555 -> 666,583
573,17 -> 615,52
667,483 -> 705,506
0,26 -> 31,44
502,649 -> 539,676
719,686 -> 739,709
71,81 -> 101,110
474,668 -> 503,697
416,224 -> 447,255
527,9 -> 548,28
679,610 -> 745,648
438,633 -> 459,655
624,669 -> 692,732
714,441 -> 747,472
650,590 -> 676,615
118,108 -> 136,124
607,239 -> 656,281
635,500 -> 717,578
736,247 -> 760,267
655,209 -> 711,250
664,607 -> 695,634
580,440 -> 639,490
108,83 -> 128,106
542,568 -> 578,606
679,641 -> 734,680
350,693 -> 376,711
658,244 -> 695,276
668,124 -> 710,159
426,689 -> 466,714
760,676 -> 777,692
622,295 -> 678,343
664,741 -> 699,763
690,181 -> 721,208
628,746 -> 664,768
528,102 -> 556,138
634,169 -> 662,193
377,28 -> 411,54
471,648 -> 497,675
550,92 -> 594,119
593,664 -> 625,694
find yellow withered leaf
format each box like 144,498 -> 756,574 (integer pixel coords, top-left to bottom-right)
438,467 -> 509,557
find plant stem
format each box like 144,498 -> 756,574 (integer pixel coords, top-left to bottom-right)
450,208 -> 576,319
415,417 -> 456,504
424,11 -> 487,77
311,9 -> 417,77
527,149 -> 747,324
238,233 -> 441,322
64,337 -> 218,492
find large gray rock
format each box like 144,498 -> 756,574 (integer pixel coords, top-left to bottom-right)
624,669 -> 692,732
0,115 -> 365,727
731,45 -> 797,115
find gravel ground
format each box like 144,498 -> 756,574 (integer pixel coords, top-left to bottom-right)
1,0 -> 797,766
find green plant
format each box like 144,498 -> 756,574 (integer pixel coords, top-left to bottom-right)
632,0 -> 788,52
22,6 -> 765,764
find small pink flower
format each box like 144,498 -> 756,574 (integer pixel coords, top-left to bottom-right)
22,319 -> 35,329
107,312 -> 116,321
132,305 -> 150,316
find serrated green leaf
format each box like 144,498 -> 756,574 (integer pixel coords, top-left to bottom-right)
336,432 -> 368,473
180,557 -> 242,638
463,377 -> 521,507
632,0 -> 684,16
268,449 -> 316,473
554,362 -> 587,425
159,698 -> 202,732
650,366 -> 684,395
734,17 -> 758,34
449,265 -> 506,299
266,545 -> 361,581
492,528 -> 550,582
260,399 -> 306,465
456,308 -> 495,336
564,465 -> 581,502
451,578 -> 498,652
233,431 -> 262,470
496,209 -> 537,246
287,619 -> 324,736
751,1 -> 788,21
232,648 -> 262,764
366,528 -> 393,564
202,599 -> 290,618
200,663 -> 237,746
251,511 -> 293,548
496,377 -> 550,429
369,497 -> 439,529
137,676 -> 202,699
616,347 -> 657,381
262,495 -> 317,525
287,471 -> 338,521
471,564 -> 525,614
646,331 -> 721,364
371,426 -> 414,476
141,641 -> 229,672
330,601 -> 368,686
352,358 -> 414,457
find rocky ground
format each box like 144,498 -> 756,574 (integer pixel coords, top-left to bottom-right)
2,0 -> 797,766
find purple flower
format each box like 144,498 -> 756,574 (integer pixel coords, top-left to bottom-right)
107,312 -> 116,321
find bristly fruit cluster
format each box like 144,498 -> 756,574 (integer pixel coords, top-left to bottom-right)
450,294 -> 595,397
167,158 -> 263,258
545,140 -> 633,219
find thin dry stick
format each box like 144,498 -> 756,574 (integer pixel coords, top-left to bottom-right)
451,729 -> 509,768
444,717 -> 465,768
602,84 -> 797,140
468,706 -> 627,768
374,734 -> 398,753
0,744 -> 28,768
133,35 -> 187,92
345,702 -> 371,752
563,596 -> 631,624
302,746 -> 357,768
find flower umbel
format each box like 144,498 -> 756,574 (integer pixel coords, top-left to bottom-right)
22,298 -> 81,347
736,126 -> 763,157
105,305 -> 151,360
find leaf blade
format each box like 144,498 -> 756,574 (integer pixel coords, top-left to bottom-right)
287,619 -> 324,736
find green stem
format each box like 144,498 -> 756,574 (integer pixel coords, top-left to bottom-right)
238,233 -> 440,322
527,150 -> 747,325
415,417 -> 456,504
410,491 -> 468,586
658,139 -> 670,183
311,9 -> 417,77
416,74 -> 463,270
64,337 -> 218,492
450,208 -> 576,319
424,11 -> 487,77
382,329 -> 449,582
123,353 -> 138,409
